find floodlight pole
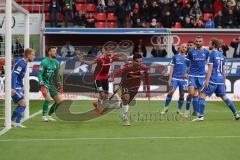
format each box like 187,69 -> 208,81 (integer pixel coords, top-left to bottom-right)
24,14 -> 30,119
4,0 -> 12,129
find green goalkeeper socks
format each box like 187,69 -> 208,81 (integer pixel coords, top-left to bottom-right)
48,103 -> 60,116
42,100 -> 49,116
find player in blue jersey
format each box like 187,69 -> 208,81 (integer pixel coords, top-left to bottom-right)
161,43 -> 189,115
193,38 -> 240,121
11,48 -> 36,128
185,36 -> 209,118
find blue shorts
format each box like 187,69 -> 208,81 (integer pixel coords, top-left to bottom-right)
188,76 -> 205,90
202,83 -> 226,97
12,88 -> 24,103
170,79 -> 188,92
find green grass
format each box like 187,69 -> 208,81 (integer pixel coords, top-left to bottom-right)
0,100 -> 240,160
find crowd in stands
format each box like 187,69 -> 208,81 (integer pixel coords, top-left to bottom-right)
43,0 -> 240,28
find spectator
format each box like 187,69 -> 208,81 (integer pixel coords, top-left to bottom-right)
235,1 -> 240,27
230,37 -> 240,58
130,3 -> 141,28
151,45 -> 167,58
150,18 -> 157,28
97,0 -> 106,12
115,0 -> 126,28
205,17 -> 215,28
224,9 -> 236,28
63,0 -> 74,27
193,13 -> 204,28
171,1 -> 183,23
12,36 -> 24,57
85,13 -> 96,28
182,3 -> 192,18
140,0 -> 150,23
61,41 -> 75,57
162,11 -> 173,28
183,16 -> 194,28
73,11 -> 86,27
49,0 -> 60,27
88,46 -> 103,57
202,0 -> 213,13
213,0 -> 224,14
215,11 -> 225,28
132,39 -> 147,57
107,0 -> 117,12
190,2 -> 202,18
150,1 -> 161,20
219,40 -> 229,57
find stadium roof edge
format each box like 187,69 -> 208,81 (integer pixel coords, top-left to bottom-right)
43,28 -> 169,35
43,28 -> 240,35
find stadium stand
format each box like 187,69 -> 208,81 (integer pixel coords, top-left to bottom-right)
14,0 -> 240,28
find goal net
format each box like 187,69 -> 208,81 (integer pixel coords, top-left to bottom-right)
0,0 -> 30,131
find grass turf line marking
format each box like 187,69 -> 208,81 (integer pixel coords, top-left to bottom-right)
1,135 -> 240,142
0,110 -> 42,137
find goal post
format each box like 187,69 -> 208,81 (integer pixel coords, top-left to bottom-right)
0,0 -> 30,129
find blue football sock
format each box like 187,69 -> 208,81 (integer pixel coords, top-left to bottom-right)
15,106 -> 26,123
193,96 -> 199,113
224,98 -> 237,115
164,94 -> 172,108
186,96 -> 192,110
178,98 -> 184,110
198,98 -> 206,118
11,108 -> 18,121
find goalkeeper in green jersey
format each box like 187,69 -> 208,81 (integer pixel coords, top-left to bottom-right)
37,47 -> 63,122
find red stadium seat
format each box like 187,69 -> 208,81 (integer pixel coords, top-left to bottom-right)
86,4 -> 96,12
57,13 -> 64,22
44,5 -> 49,12
22,0 -> 32,3
203,13 -> 213,21
107,13 -> 117,21
76,0 -> 86,2
76,4 -> 85,11
96,13 -> 106,21
95,22 -> 106,28
32,5 -> 42,13
107,22 -> 117,28
174,22 -> 182,28
22,5 -> 32,12
45,13 -> 50,21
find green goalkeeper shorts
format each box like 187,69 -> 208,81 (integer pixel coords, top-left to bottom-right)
47,86 -> 59,98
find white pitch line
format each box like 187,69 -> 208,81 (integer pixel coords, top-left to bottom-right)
1,135 -> 240,142
0,110 -> 42,137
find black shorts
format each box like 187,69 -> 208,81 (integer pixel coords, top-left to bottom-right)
121,86 -> 138,103
95,80 -> 109,92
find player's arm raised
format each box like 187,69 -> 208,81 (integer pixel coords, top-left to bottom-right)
79,55 -> 97,65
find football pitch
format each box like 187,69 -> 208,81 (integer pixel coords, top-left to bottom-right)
0,100 -> 240,160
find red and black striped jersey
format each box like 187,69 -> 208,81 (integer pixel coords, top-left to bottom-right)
111,63 -> 150,93
94,55 -> 119,80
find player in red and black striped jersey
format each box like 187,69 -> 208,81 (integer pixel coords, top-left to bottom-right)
80,48 -> 125,114
109,54 -> 151,126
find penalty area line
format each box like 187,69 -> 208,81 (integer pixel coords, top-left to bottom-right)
0,110 -> 42,137
1,135 -> 240,142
